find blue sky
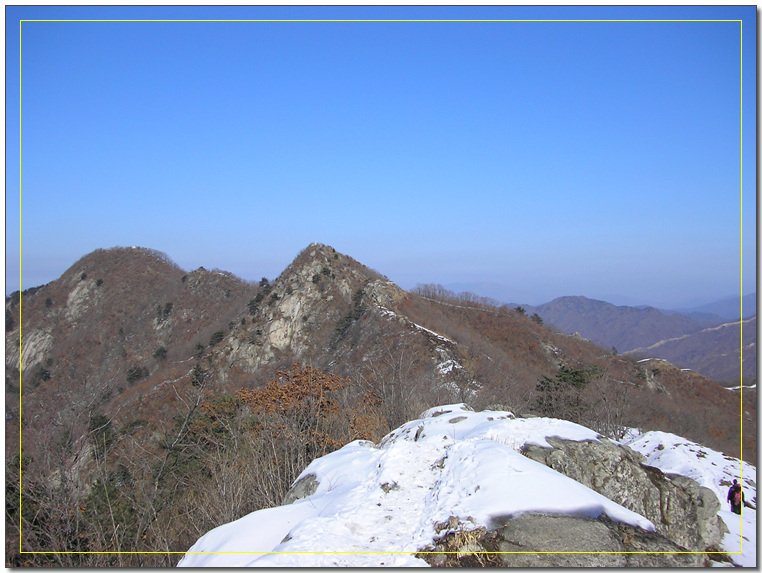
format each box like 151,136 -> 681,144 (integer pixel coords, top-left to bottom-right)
6,5 -> 756,308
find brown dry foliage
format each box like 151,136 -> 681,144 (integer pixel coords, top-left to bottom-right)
238,363 -> 346,415
237,363 -> 350,453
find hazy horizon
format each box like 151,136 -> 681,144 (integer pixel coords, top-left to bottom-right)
6,6 -> 757,310
9,242 -> 756,311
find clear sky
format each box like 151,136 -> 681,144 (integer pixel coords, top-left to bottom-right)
6,5 -> 757,308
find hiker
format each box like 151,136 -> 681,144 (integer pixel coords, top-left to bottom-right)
727,479 -> 744,515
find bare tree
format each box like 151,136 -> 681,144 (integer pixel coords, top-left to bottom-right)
357,336 -> 430,430
581,370 -> 632,440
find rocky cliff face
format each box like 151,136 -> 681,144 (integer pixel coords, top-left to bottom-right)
218,244 -> 390,370
203,244 -> 422,389
521,437 -> 726,552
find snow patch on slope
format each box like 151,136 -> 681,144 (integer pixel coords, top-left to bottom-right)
623,430 -> 756,567
411,323 -> 456,345
436,359 -> 463,375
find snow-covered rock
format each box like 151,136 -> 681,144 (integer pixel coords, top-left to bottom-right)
178,405 -> 756,567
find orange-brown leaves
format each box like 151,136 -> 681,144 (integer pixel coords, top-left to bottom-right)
237,363 -> 348,418
236,363 -> 352,457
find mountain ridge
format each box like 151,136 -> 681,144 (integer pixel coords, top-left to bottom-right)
627,316 -> 757,383
674,292 -> 757,321
441,281 -> 753,319
6,243 -> 756,566
527,295 -> 713,351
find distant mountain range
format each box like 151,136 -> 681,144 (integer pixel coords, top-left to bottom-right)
672,293 -> 757,321
443,283 -> 755,321
524,296 -> 712,352
516,295 -> 756,384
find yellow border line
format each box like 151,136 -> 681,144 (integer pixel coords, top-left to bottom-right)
17,17 -> 748,560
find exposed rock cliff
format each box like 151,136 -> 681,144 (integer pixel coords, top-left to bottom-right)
521,437 -> 726,552
212,243 -> 401,378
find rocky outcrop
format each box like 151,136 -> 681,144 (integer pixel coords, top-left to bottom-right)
521,437 -> 726,552
282,473 -> 320,505
420,513 -> 707,567
365,278 -> 406,309
18,329 -> 54,372
216,244 -> 417,383
220,244 -> 379,372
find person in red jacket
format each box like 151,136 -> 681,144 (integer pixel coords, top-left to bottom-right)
727,479 -> 744,515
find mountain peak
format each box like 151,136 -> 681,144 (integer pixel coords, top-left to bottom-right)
213,243 -> 400,369
60,246 -> 182,284
277,244 -> 385,288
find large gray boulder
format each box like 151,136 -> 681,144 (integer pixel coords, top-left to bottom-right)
420,513 -> 707,567
521,437 -> 726,552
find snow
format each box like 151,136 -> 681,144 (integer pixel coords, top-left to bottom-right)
725,383 -> 757,391
376,306 -> 455,345
411,323 -> 456,345
376,305 -> 398,320
179,405 -> 659,567
436,359 -> 462,375
179,405 -> 756,568
623,430 -> 757,567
